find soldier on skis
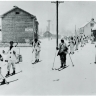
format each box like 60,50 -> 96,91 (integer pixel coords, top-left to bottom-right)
75,36 -> 79,50
3,41 -> 18,77
32,38 -> 41,63
0,67 -> 8,85
69,37 -> 75,54
0,54 -> 8,84
81,36 -> 84,47
57,39 -> 68,68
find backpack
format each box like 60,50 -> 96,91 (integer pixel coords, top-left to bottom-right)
57,43 -> 68,56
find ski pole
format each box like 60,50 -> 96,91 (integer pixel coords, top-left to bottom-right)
69,54 -> 74,67
52,50 -> 57,70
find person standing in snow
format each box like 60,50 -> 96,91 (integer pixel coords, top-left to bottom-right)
3,41 -> 18,77
57,39 -> 68,68
81,36 -> 84,47
0,67 -> 8,85
83,35 -> 86,45
75,36 -> 79,50
69,37 -> 75,54
73,36 -> 76,50
32,39 -> 41,63
0,54 -> 8,84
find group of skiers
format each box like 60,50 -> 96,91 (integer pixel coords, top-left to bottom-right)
68,35 -> 89,54
0,38 -> 41,85
0,35 -> 93,85
56,35 -> 90,69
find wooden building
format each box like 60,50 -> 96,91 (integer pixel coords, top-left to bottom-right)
43,31 -> 52,38
43,31 -> 61,39
77,18 -> 96,37
1,6 -> 39,43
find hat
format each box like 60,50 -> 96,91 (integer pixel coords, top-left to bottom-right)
61,39 -> 64,42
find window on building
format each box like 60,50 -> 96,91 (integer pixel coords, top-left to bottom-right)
15,12 -> 20,14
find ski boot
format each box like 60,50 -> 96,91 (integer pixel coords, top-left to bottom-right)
60,66 -> 63,68
5,71 -> 10,77
37,59 -> 39,62
35,59 -> 37,63
11,70 -> 15,75
64,65 -> 67,68
1,79 -> 6,85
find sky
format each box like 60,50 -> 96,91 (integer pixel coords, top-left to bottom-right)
0,1 -> 96,35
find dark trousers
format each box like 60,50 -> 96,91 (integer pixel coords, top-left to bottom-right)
60,53 -> 66,67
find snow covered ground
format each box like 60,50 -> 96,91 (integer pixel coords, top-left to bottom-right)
0,38 -> 96,95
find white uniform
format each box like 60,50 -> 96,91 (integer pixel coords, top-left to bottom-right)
81,37 -> 84,47
69,40 -> 74,54
75,38 -> 79,50
6,47 -> 16,71
33,41 -> 41,61
0,54 -> 5,80
0,68 -> 4,80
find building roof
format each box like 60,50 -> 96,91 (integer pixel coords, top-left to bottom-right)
79,21 -> 89,29
1,6 -> 37,20
79,18 -> 96,29
43,31 -> 52,35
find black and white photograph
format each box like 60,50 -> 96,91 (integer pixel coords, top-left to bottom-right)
0,0 -> 96,95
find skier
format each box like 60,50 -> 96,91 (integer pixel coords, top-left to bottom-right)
69,37 -> 75,54
3,41 -> 18,77
0,67 -> 7,85
57,39 -> 68,68
32,39 -> 41,63
75,36 -> 79,50
0,54 -> 8,84
83,35 -> 86,45
81,36 -> 84,47
73,36 -> 76,51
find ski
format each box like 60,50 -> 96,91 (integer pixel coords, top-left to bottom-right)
32,60 -> 42,64
54,67 -> 62,70
58,65 -> 69,71
54,65 -> 69,71
0,79 -> 18,86
5,71 -> 22,78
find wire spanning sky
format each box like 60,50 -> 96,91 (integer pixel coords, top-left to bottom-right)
0,1 -> 96,35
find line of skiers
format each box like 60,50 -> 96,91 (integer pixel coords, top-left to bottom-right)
0,38 -> 41,85
68,35 -> 89,55
56,35 -> 90,69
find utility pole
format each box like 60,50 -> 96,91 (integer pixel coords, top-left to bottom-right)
51,1 -> 64,48
47,20 -> 51,40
